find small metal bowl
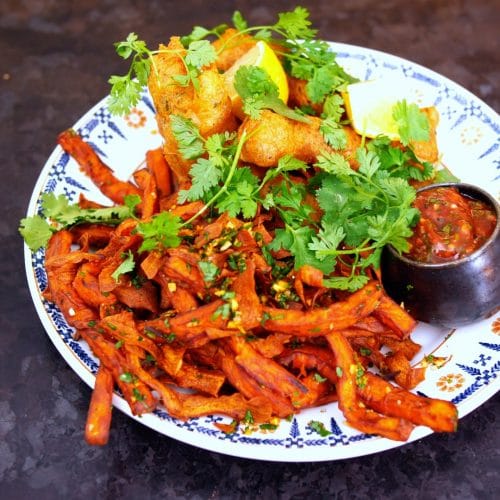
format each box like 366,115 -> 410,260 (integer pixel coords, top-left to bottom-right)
381,182 -> 500,327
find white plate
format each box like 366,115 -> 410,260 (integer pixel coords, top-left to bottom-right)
24,42 -> 500,461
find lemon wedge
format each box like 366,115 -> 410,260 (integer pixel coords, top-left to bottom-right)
224,40 -> 289,117
344,78 -> 416,140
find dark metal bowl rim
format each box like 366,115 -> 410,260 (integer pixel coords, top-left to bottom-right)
384,182 -> 500,269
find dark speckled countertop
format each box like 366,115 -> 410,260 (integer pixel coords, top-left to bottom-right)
1,1 -> 499,498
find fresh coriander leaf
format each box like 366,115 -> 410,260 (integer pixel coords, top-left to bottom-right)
308,420 -> 332,437
393,100 -> 430,146
215,167 -> 260,218
234,66 -> 309,122
178,158 -> 223,203
260,154 -> 307,187
232,10 -> 248,30
199,261 -> 220,283
114,33 -> 148,60
42,192 -> 137,227
19,215 -> 53,252
184,40 -> 217,69
205,132 -> 236,167
111,250 -> 136,282
180,23 -> 228,47
108,76 -> 144,115
367,136 -> 434,181
313,373 -> 327,383
108,33 -> 152,115
137,212 -> 182,252
124,194 -> 142,212
308,224 -> 346,261
253,28 -> 273,42
306,65 -> 344,104
170,114 -> 205,160
315,151 -> 352,176
323,274 -> 370,292
312,145 -> 419,290
20,193 -> 139,251
275,6 -> 317,41
270,226 -> 335,274
322,93 -> 345,122
320,117 -> 347,149
356,148 -> 381,178
234,65 -> 278,100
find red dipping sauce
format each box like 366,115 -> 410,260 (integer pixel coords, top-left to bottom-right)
406,186 -> 497,263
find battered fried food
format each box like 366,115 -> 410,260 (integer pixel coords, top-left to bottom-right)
147,37 -> 237,184
212,28 -> 257,72
239,109 -> 360,168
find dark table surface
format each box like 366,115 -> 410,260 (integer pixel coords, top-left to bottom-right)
1,1 -> 499,498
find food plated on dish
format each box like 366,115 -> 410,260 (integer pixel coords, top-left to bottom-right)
20,7 -> 500,460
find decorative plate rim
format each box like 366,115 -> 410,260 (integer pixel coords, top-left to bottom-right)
24,41 -> 500,462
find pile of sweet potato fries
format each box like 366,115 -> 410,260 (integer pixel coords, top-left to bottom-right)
40,129 -> 458,446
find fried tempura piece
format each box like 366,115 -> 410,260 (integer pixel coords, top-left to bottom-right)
239,110 -> 360,168
147,37 -> 237,184
212,28 -> 257,72
411,106 -> 440,163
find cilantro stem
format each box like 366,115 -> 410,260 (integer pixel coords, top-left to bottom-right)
181,131 -> 248,227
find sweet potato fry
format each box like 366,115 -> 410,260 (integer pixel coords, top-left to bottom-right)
229,336 -> 308,400
85,365 -> 114,446
261,281 -> 382,336
58,129 -> 141,204
217,346 -> 295,417
146,147 -> 172,198
360,372 -> 458,432
326,331 -> 414,441
134,168 -> 159,220
374,293 -> 417,338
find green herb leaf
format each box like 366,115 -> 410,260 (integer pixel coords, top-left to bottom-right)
137,212 -> 182,252
232,11 -> 248,31
19,215 -> 53,252
19,193 -> 139,251
234,66 -> 309,122
111,250 -> 136,282
170,114 -> 205,160
308,420 -> 332,437
392,100 -> 430,146
199,261 -> 220,283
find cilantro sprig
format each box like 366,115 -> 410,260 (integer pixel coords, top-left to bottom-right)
309,146 -> 421,290
19,193 -> 140,252
234,66 -> 309,123
182,7 -> 357,106
108,33 -> 217,115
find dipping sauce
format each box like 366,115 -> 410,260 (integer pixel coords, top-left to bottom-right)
405,186 -> 497,263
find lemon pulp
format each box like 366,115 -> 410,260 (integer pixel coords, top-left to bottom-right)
344,78 -> 415,140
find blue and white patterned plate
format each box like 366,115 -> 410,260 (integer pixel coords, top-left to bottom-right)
24,43 -> 500,461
